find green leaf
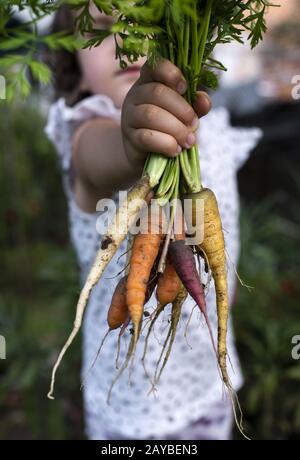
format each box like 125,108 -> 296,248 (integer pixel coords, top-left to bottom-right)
81,29 -> 111,49
58,35 -> 84,51
114,0 -> 165,23
111,21 -> 163,37
0,54 -> 25,68
169,0 -> 196,25
198,68 -> 219,90
0,36 -> 29,51
42,32 -> 83,51
5,82 -> 17,103
0,0 -> 277,102
18,72 -> 31,98
29,61 -> 51,85
93,0 -> 113,15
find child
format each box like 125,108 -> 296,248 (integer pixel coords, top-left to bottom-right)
45,4 -> 261,440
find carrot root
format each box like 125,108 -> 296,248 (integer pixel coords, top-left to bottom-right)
81,328 -> 111,390
107,333 -> 135,405
154,285 -> 187,385
141,303 -> 166,379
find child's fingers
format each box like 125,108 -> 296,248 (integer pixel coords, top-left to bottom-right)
130,82 -> 198,129
121,59 -> 211,166
138,59 -> 187,95
129,104 -> 197,150
129,128 -> 181,158
193,91 -> 212,118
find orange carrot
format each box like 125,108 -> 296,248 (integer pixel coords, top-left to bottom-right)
82,276 -> 129,381
107,276 -> 128,330
126,207 -> 163,345
156,257 -> 181,307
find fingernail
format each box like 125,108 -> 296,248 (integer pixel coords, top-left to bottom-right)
177,144 -> 182,154
177,80 -> 187,94
185,132 -> 196,148
197,91 -> 211,109
191,115 -> 199,132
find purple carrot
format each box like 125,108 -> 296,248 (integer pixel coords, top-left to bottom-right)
169,240 -> 217,355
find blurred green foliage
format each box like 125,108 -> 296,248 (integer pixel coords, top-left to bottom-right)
0,98 -> 84,439
0,99 -> 299,440
234,188 -> 300,440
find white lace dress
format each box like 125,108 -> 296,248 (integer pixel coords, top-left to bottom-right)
45,94 -> 261,440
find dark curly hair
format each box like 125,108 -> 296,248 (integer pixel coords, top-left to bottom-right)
45,4 -> 92,106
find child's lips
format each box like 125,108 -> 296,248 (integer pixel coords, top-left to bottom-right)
116,66 -> 141,76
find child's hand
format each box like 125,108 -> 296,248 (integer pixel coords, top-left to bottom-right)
121,58 -> 211,166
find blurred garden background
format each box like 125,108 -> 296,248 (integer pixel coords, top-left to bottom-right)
1,0 -> 300,440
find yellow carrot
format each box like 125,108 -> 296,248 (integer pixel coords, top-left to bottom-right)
185,187 -> 230,388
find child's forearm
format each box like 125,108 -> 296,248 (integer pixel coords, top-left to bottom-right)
72,117 -> 144,209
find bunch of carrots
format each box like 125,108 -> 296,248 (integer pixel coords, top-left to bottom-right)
104,190 -> 228,399
47,0 -> 275,437
48,184 -> 235,424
